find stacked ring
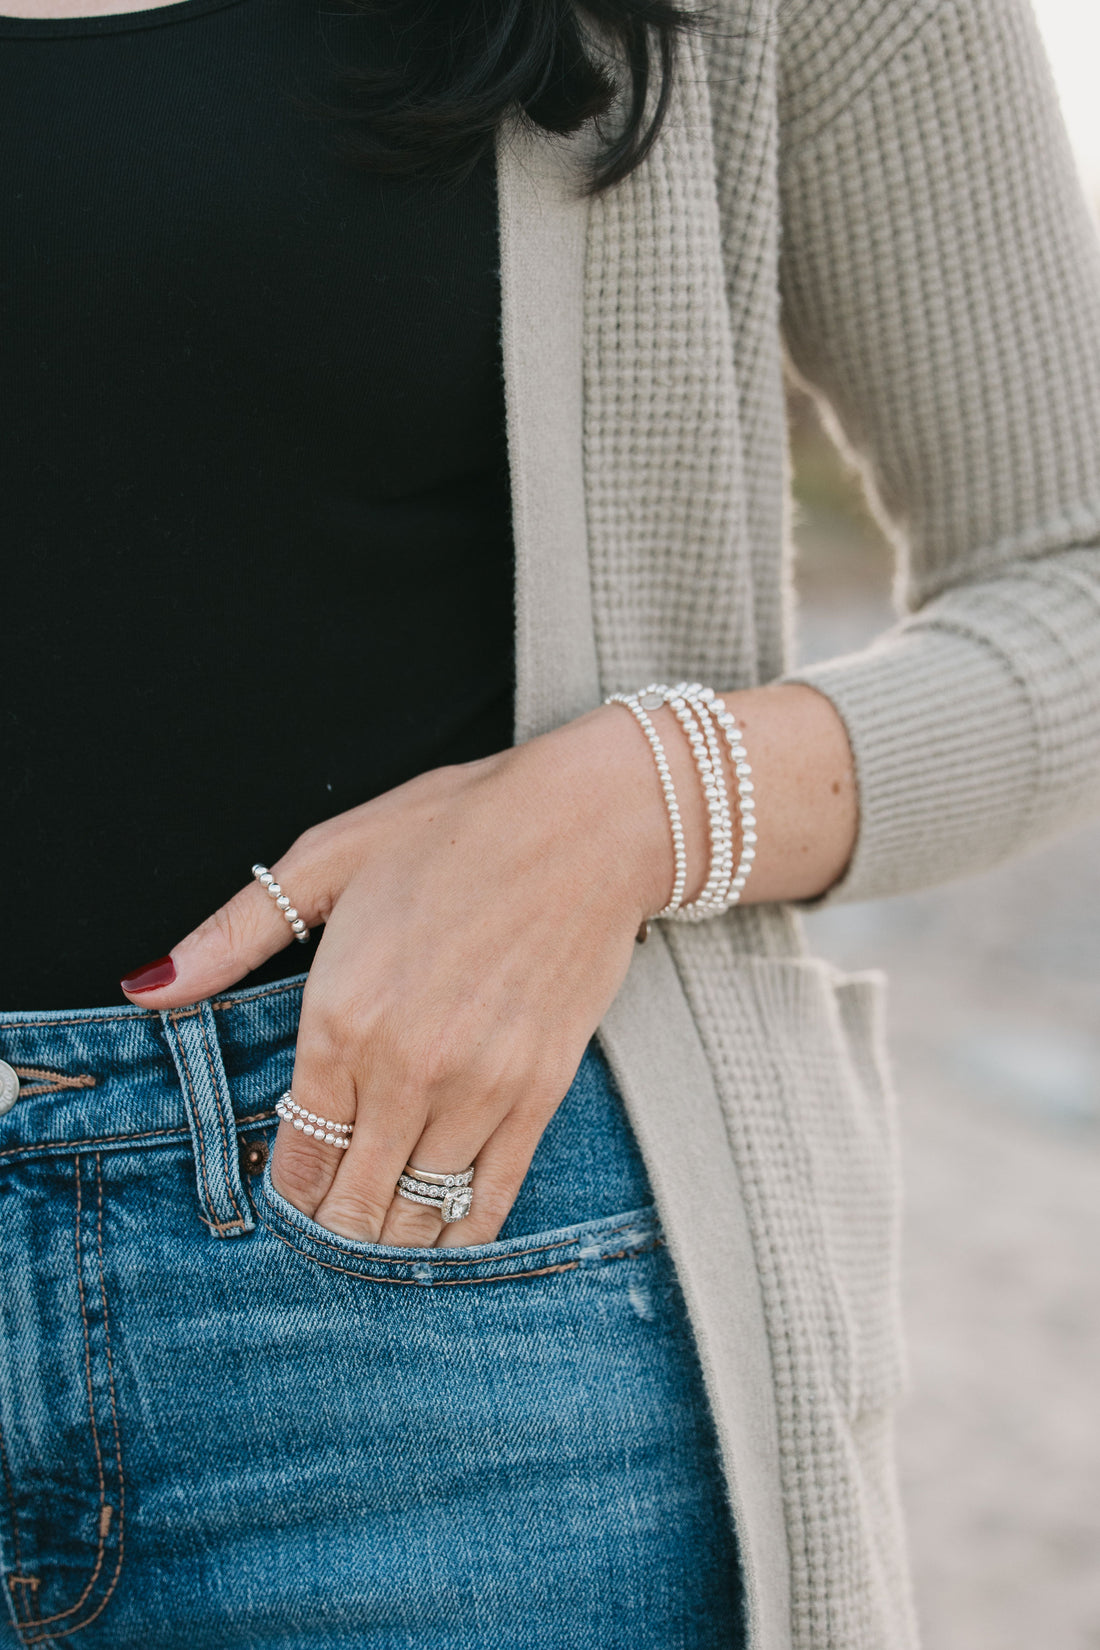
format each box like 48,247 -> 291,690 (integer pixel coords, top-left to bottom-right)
275,1091 -> 352,1149
395,1163 -> 475,1223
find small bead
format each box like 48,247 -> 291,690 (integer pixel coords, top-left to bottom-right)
260,872 -> 274,887
292,1117 -> 305,1130
743,830 -> 758,844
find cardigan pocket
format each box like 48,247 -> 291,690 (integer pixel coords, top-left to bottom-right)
824,965 -> 907,1416
709,954 -> 907,1421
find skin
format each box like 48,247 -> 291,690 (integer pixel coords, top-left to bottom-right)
123,685 -> 858,1248
19,0 -> 859,1249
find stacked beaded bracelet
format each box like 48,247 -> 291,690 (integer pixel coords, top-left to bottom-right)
605,682 -> 757,922
603,692 -> 688,918
252,864 -> 310,943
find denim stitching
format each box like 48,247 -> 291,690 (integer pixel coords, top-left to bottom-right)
259,1194 -> 652,1270
257,1207 -> 660,1287
0,1015 -> 137,1030
22,1162 -> 109,1630
211,980 -> 302,1011
168,1016 -> 247,1231
23,1158 -> 125,1642
0,1108 -> 277,1161
196,1012 -> 246,1226
0,976 -> 299,1031
259,1217 -> 583,1288
7,1575 -> 41,1647
0,1112 -> 276,1163
10,1070 -> 95,1099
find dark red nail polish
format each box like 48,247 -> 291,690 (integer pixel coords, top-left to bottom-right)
120,955 -> 177,993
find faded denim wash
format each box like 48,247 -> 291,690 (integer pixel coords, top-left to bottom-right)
0,975 -> 743,1648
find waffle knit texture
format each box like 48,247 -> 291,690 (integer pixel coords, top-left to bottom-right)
497,2 -> 1100,1645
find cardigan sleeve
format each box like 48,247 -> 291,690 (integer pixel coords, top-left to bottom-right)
774,0 -> 1100,903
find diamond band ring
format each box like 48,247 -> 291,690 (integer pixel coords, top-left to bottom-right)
396,1163 -> 475,1223
251,864 -> 310,944
404,1164 -> 474,1187
275,1091 -> 352,1149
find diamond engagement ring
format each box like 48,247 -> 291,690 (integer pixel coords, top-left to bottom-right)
396,1163 -> 475,1223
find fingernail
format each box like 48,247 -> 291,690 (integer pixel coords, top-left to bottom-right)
120,955 -> 177,994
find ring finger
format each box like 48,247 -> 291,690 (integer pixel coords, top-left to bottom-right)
377,1103 -> 543,1249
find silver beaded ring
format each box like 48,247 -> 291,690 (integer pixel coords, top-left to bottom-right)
251,864 -> 310,944
275,1092 -> 352,1149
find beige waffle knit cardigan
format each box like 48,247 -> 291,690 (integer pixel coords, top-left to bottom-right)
494,0 -> 1100,1644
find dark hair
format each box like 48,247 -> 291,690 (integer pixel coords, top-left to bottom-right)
325,0 -> 698,195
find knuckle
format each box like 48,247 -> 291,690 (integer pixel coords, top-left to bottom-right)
414,1029 -> 469,1093
311,996 -> 371,1055
270,1140 -> 333,1215
317,1185 -> 391,1241
381,1203 -> 442,1248
203,898 -> 270,972
466,1182 -> 515,1233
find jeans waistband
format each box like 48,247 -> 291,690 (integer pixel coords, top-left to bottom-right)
0,975 -> 305,1238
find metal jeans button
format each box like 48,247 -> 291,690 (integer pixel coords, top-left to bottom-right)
0,1061 -> 20,1116
238,1135 -> 269,1177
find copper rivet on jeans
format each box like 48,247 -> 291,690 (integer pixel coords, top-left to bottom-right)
0,1062 -> 20,1117
238,1137 -> 269,1177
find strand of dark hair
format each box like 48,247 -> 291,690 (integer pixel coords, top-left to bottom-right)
319,0 -> 700,194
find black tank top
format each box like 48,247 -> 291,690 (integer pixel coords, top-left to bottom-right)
0,0 -> 514,1008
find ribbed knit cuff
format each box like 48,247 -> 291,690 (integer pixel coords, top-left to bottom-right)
783,623 -> 1040,907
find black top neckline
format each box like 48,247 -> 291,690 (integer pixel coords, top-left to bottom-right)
0,0 -> 246,37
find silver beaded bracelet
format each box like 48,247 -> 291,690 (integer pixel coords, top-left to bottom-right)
604,691 -> 688,918
605,682 -> 756,922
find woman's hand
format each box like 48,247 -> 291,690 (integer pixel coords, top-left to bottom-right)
119,705 -> 677,1249
121,682 -> 856,1248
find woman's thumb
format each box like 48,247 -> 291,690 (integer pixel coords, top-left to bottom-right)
119,865 -> 314,1007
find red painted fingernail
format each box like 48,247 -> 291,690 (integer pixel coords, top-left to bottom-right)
120,955 -> 177,994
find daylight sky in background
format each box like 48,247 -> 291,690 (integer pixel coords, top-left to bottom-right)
1032,0 -> 1100,204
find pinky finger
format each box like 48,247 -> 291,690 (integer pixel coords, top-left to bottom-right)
434,1109 -> 547,1250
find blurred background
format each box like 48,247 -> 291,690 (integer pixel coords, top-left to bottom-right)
786,8 -> 1100,1644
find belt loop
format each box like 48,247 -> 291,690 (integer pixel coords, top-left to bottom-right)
160,1002 -> 255,1238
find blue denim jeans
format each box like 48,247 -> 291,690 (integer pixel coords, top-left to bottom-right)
0,976 -> 743,1649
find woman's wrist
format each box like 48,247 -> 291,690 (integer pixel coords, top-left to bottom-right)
568,682 -> 858,918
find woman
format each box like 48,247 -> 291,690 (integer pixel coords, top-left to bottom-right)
1,0 -> 1098,1642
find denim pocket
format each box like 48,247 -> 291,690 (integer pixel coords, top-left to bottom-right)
0,1154 -> 125,1644
254,1161 -> 661,1289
